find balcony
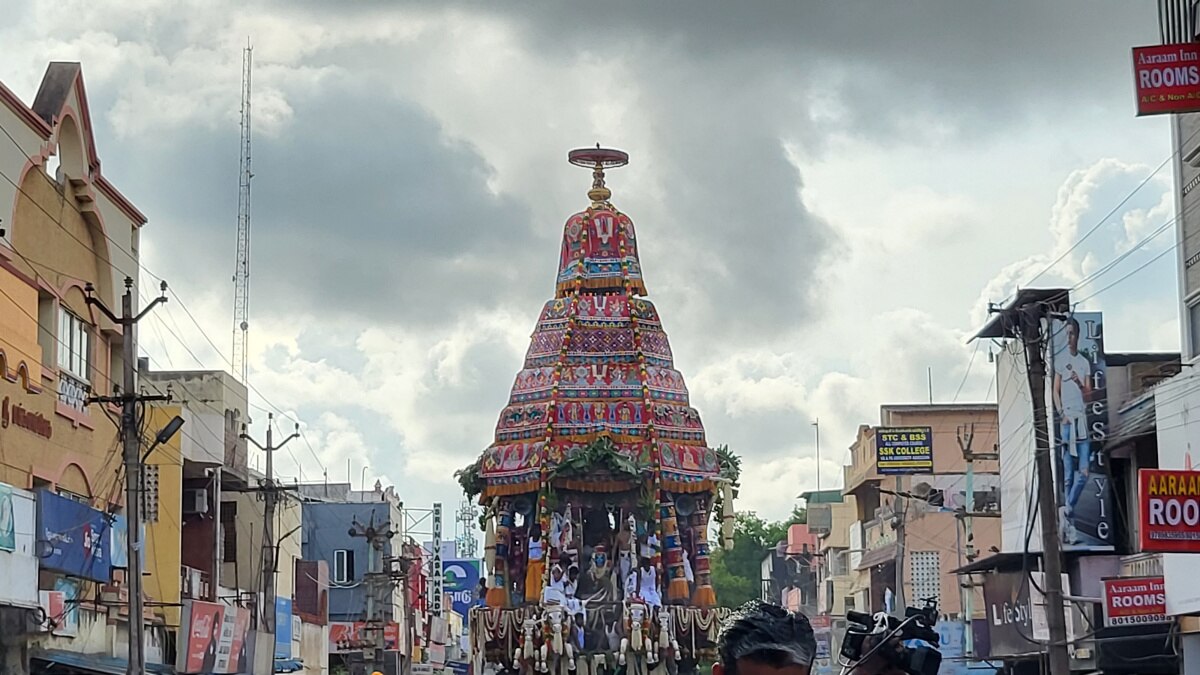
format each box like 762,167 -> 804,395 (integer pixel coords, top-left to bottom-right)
843,455 -> 881,495
181,565 -> 211,600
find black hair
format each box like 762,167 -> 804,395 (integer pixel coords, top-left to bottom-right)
1066,316 -> 1080,333
716,600 -> 816,675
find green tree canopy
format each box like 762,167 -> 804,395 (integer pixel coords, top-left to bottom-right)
709,505 -> 807,608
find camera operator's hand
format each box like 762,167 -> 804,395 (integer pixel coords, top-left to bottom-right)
852,634 -> 909,675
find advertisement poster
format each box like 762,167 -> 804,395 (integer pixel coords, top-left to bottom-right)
1154,372 -> 1200,614
1132,43 -> 1200,116
1102,577 -> 1167,628
228,608 -> 252,674
0,484 -> 14,552
275,597 -> 294,659
109,515 -> 145,571
443,559 -> 481,622
1048,313 -> 1114,550
875,427 -> 933,475
329,621 -> 401,653
1138,470 -> 1200,552
180,601 -> 224,674
35,488 -> 112,582
982,571 -> 1076,658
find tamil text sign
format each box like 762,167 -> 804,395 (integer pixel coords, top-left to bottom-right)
1133,44 -> 1200,116
443,559 -> 481,622
875,427 -> 933,475
35,488 -> 111,582
1102,577 -> 1167,627
1139,469 -> 1200,552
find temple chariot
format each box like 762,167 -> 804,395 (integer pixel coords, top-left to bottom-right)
459,148 -> 741,675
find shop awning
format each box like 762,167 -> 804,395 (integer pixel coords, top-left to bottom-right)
855,543 -> 898,571
32,649 -> 174,675
274,658 -> 305,673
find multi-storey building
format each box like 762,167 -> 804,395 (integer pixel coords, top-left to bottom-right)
301,481 -> 410,675
0,62 -> 155,674
841,404 -> 1002,619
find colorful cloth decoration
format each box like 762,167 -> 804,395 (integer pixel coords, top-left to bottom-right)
691,507 -> 716,608
478,200 -> 717,497
660,495 -> 689,602
487,499 -> 514,607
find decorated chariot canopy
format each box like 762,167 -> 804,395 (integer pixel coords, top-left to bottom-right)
471,147 -> 723,501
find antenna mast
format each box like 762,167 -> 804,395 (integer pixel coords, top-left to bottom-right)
232,41 -> 253,383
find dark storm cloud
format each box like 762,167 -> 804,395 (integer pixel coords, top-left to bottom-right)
108,74 -> 543,329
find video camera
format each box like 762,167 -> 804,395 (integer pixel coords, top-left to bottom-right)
839,598 -> 942,675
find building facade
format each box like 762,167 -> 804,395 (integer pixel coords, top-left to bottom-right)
0,62 -> 159,674
841,404 -> 1002,619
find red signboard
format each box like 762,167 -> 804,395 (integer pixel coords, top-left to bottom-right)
1133,44 -> 1200,116
1102,577 -> 1167,628
1138,469 -> 1200,552
329,621 -> 401,653
177,600 -> 252,674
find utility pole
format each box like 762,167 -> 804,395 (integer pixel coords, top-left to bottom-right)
957,423 -> 977,656
892,475 -> 905,615
813,419 -> 821,494
1023,305 -> 1073,675
1012,301 -> 1072,675
241,413 -> 299,639
85,277 -> 170,675
352,514 -> 395,674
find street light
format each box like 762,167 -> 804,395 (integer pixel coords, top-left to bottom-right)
142,415 -> 186,461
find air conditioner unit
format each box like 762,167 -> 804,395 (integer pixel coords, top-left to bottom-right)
183,489 -> 209,515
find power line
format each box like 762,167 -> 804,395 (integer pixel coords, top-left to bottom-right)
0,120 -> 327,474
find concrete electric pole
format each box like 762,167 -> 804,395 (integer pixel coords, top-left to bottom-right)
85,277 -> 177,675
241,413 -> 299,638
1018,303 -> 1073,675
351,514 -> 396,674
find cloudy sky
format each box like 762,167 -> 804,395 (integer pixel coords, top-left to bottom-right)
0,2 -> 1180,523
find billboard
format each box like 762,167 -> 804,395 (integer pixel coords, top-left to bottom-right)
1048,313 -> 1114,550
875,427 -> 933,475
1139,469 -> 1200,552
0,485 -> 37,608
982,571 -> 1077,658
35,488 -> 112,582
109,515 -> 145,571
329,621 -> 401,653
275,597 -> 294,659
1157,371 -> 1200,614
443,559 -> 481,622
1132,44 -> 1200,116
1102,577 -> 1167,628
177,600 -> 252,674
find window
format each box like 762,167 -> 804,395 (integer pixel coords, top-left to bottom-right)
58,489 -> 89,505
844,597 -> 856,613
57,307 -> 91,381
221,502 -> 238,563
334,549 -> 355,583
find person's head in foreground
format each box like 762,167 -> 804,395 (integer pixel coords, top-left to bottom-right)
714,601 -> 815,675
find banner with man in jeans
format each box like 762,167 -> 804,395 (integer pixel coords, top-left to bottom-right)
1050,312 -> 1114,550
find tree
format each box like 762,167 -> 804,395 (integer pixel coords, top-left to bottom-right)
709,506 -> 806,607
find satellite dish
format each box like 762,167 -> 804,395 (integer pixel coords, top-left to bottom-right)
676,494 -> 697,517
513,496 -> 534,517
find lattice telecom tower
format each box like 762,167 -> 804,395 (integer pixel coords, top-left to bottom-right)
232,42 -> 253,383
455,498 -> 480,558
